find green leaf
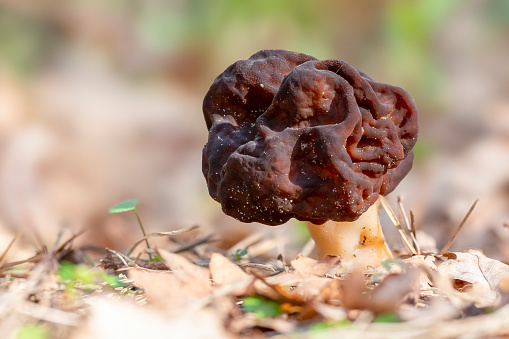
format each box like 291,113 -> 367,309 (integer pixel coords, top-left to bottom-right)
57,262 -> 78,282
230,248 -> 248,261
109,200 -> 139,214
373,312 -> 401,323
58,262 -> 96,286
150,255 -> 163,262
17,323 -> 50,339
236,249 -> 248,257
242,296 -> 283,319
101,273 -> 128,289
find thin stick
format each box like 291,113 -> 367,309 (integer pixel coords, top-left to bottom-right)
50,228 -> 65,253
126,225 -> 200,256
397,196 -> 412,232
106,248 -> 135,268
440,199 -> 479,254
0,253 -> 43,273
397,197 -> 421,254
409,211 -> 421,254
0,232 -> 22,267
379,196 -> 417,255
238,263 -> 278,272
172,233 -> 215,253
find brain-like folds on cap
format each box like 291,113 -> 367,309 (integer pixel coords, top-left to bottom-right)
203,50 -> 418,225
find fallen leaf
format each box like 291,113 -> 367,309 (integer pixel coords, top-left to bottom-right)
436,248 -> 509,307
342,268 -> 420,314
291,255 -> 343,278
438,249 -> 509,291
209,253 -> 253,296
157,249 -> 212,297
129,268 -> 188,310
71,297 -> 232,339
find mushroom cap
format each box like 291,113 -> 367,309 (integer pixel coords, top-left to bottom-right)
203,50 -> 418,225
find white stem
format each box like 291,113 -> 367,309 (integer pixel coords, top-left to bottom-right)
306,199 -> 392,271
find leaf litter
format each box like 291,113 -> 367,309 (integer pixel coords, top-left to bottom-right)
2,200 -> 509,338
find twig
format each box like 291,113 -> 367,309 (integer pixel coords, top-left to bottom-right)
172,233 -> 216,253
439,199 -> 479,254
397,196 -> 412,233
50,228 -> 65,253
105,248 -> 136,268
0,253 -> 43,273
409,211 -> 420,254
55,230 -> 86,254
397,197 -> 421,254
379,196 -> 417,255
126,225 -> 199,256
238,263 -> 278,272
0,232 -> 22,267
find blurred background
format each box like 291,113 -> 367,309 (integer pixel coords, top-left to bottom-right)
0,0 -> 508,262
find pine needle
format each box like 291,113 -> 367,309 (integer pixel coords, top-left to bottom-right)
397,197 -> 421,254
439,199 -> 479,254
0,232 -> 22,267
379,196 -> 417,255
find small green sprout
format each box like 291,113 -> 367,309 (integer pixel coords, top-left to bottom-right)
109,199 -> 151,258
150,255 -> 163,263
231,249 -> 248,262
58,262 -> 128,296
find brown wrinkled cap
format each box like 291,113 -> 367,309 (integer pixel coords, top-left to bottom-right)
203,50 -> 418,225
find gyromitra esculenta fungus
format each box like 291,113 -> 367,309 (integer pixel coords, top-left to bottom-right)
202,50 -> 418,271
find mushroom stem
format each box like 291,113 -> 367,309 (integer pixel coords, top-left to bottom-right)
306,199 -> 392,271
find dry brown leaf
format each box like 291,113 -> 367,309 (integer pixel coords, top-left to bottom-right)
209,252 -> 253,296
438,249 -> 509,291
290,277 -> 333,302
291,255 -> 343,278
72,297 -> 233,339
157,249 -> 212,297
437,248 -> 509,307
342,268 -> 420,314
129,268 -> 189,310
369,268 -> 421,312
403,255 -> 440,291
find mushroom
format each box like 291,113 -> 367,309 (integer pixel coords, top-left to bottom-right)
202,50 -> 418,271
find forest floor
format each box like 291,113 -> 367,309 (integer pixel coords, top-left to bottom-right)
2,199 -> 509,339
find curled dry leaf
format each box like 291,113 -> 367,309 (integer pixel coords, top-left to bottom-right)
439,249 -> 509,291
437,248 -> 509,307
